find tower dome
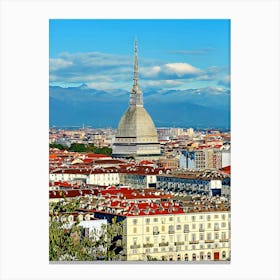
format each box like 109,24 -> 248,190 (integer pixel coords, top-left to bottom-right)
112,40 -> 161,159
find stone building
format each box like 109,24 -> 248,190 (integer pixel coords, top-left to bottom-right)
112,40 -> 161,160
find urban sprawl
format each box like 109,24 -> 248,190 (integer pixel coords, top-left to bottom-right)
49,126 -> 230,262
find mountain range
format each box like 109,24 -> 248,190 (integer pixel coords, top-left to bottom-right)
49,84 -> 230,129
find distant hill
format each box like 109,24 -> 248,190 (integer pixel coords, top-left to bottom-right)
49,85 -> 230,129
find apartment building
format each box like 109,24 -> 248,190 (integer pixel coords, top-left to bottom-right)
94,200 -> 230,261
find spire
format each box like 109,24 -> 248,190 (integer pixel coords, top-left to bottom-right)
130,38 -> 143,107
133,38 -> 138,87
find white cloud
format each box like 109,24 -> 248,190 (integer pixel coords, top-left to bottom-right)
49,51 -> 228,91
49,58 -> 73,71
163,63 -> 201,76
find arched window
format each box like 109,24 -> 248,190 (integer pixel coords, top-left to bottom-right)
192,253 -> 196,261
222,251 -> 226,259
177,254 -> 181,261
184,254 -> 188,261
207,252 -> 211,260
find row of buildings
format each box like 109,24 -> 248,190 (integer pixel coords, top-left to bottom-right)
49,184 -> 230,261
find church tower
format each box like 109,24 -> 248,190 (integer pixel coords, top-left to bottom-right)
112,40 -> 161,160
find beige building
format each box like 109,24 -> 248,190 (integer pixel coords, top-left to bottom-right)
50,168 -> 120,186
122,211 -> 230,261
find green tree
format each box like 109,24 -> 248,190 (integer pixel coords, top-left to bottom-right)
49,214 -> 124,261
49,143 -> 68,150
68,143 -> 87,152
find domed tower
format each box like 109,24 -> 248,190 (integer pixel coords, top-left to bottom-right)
112,40 -> 161,160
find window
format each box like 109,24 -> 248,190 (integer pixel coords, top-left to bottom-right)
132,219 -> 137,225
184,253 -> 188,261
215,232 -> 219,239
192,224 -> 196,229
207,215 -> 211,221
169,225 -> 174,234
133,237 -> 137,245
146,218 -> 150,224
177,254 -> 181,261
176,225 -> 181,230
176,234 -> 181,242
192,253 -> 196,261
184,224 -> 189,233
221,232 -> 226,239
162,225 -> 165,232
214,214 -> 219,219
221,222 -> 226,228
192,234 -> 196,241
199,233 -> 204,240
153,226 -> 159,235
199,215 -> 204,220
207,233 -> 212,240
177,217 -> 181,222
169,217 -> 173,222
222,251 -> 226,259
200,252 -> 204,260
153,218 -> 158,222
191,216 -> 196,222
207,252 -> 211,260
146,237 -> 150,243
146,226 -> 149,233
222,214 -> 226,220
207,223 -> 211,229
133,227 -> 137,234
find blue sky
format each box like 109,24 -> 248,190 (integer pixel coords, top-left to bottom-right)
49,19 -> 230,92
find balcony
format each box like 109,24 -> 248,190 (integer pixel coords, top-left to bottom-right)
174,241 -> 184,246
159,242 -> 169,247
219,239 -> 229,242
143,243 -> 154,248
168,230 -> 175,234
189,241 -> 199,244
130,244 -> 141,249
153,231 -> 160,235
205,240 -> 214,243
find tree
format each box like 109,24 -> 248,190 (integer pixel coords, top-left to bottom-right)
49,220 -> 103,261
49,143 -> 68,150
49,213 -> 124,261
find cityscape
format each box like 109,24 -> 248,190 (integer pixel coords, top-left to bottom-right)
49,19 -> 231,262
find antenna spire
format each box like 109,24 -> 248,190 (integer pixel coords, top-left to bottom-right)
130,38 -> 143,107
133,38 -> 138,86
